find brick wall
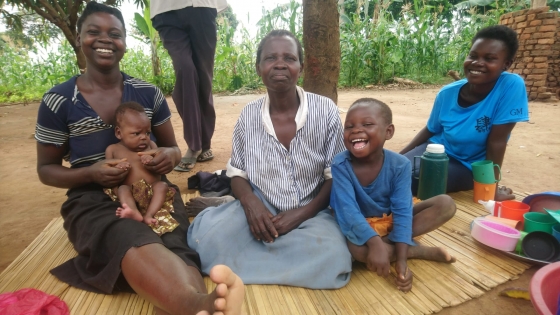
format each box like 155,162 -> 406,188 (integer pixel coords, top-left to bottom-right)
500,7 -> 560,101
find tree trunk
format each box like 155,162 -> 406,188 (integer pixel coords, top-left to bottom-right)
151,40 -> 161,77
302,0 -> 340,103
16,0 -> 87,70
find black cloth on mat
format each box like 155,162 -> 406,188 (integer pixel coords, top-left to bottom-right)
187,170 -> 231,196
50,177 -> 201,294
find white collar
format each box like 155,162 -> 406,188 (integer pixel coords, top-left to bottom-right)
261,86 -> 308,140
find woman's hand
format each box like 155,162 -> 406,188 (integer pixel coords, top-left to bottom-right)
271,209 -> 305,236
138,148 -> 176,175
240,194 -> 278,243
366,236 -> 390,277
395,260 -> 413,292
90,158 -> 129,187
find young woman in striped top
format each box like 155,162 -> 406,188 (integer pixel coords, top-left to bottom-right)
188,30 -> 352,289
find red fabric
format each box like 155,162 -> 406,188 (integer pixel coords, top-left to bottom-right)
0,288 -> 69,315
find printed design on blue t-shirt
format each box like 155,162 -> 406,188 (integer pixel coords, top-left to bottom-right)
509,108 -> 524,116
475,115 -> 491,133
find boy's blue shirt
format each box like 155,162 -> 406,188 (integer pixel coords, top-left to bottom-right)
330,149 -> 414,246
427,71 -> 529,170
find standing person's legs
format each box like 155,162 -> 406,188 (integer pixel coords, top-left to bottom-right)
186,7 -> 217,153
153,9 -> 210,155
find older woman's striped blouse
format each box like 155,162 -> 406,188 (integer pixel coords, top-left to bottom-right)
227,87 -> 344,212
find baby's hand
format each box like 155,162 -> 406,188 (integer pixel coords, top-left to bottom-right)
366,236 -> 391,277
140,154 -> 154,165
115,159 -> 131,170
395,260 -> 413,292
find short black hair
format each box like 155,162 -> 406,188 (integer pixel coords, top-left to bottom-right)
115,101 -> 146,127
77,2 -> 126,34
349,98 -> 393,125
256,29 -> 303,66
472,25 -> 518,61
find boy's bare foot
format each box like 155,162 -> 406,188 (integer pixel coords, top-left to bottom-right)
408,245 -> 456,263
383,243 -> 455,263
197,265 -> 244,315
116,203 -> 143,222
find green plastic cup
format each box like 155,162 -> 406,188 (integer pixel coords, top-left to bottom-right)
523,212 -> 557,234
515,231 -> 528,253
471,160 -> 501,184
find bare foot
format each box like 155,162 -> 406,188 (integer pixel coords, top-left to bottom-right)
408,245 -> 456,263
116,203 -> 143,222
143,216 -> 158,226
197,265 -> 244,315
383,243 -> 455,263
186,196 -> 235,217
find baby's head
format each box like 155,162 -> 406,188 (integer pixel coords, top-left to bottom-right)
114,102 -> 152,152
344,98 -> 394,159
255,30 -> 303,89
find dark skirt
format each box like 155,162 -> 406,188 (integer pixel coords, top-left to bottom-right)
50,178 -> 201,294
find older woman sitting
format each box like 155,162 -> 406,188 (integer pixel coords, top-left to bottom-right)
187,30 -> 352,289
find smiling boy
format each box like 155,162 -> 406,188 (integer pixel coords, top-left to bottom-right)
330,98 -> 457,292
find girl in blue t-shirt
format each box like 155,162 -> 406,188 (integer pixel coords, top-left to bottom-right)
400,25 -> 529,201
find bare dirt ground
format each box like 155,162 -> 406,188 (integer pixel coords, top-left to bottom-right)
1,88 -> 559,314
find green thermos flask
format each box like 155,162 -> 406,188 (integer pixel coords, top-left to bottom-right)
414,144 -> 449,200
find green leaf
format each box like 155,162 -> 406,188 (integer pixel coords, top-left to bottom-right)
134,13 -> 150,38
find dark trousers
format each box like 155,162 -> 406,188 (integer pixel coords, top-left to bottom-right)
152,7 -> 217,152
403,142 -> 474,195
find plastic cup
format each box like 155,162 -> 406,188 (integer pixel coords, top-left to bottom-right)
473,180 -> 496,203
515,231 -> 528,254
552,224 -> 560,243
523,212 -> 558,234
498,200 -> 530,221
471,160 -> 501,184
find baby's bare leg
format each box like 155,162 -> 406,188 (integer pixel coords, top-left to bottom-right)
116,185 -> 143,222
143,181 -> 168,225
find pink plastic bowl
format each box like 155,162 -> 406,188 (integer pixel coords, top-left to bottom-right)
530,261 -> 560,315
471,218 -> 521,251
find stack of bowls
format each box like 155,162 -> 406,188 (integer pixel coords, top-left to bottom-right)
471,217 -> 521,251
521,211 -> 560,262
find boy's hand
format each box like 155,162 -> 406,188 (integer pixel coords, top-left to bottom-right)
395,260 -> 413,292
366,236 -> 390,277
